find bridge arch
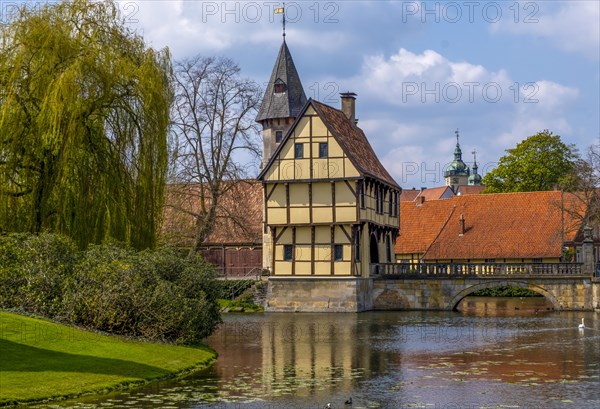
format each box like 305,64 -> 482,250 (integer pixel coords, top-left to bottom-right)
448,280 -> 561,311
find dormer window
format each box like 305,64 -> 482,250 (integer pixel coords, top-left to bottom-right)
274,79 -> 286,94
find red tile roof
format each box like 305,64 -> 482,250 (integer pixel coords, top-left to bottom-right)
400,189 -> 421,202
396,191 -> 585,260
161,180 -> 263,246
418,186 -> 454,201
457,185 -> 486,195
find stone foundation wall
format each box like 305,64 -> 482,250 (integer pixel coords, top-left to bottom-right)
266,277 -> 373,312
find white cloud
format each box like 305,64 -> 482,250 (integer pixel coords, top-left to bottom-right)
493,1 -> 600,60
331,48 -> 582,186
493,81 -> 578,148
357,48 -> 512,107
132,1 -> 350,58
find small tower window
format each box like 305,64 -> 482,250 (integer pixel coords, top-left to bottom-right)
274,80 -> 286,94
294,143 -> 304,159
275,131 -> 283,143
319,142 -> 328,158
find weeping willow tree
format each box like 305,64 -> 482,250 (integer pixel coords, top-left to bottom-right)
0,0 -> 172,249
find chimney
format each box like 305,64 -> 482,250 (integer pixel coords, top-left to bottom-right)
340,92 -> 357,124
419,196 -> 425,204
459,214 -> 465,235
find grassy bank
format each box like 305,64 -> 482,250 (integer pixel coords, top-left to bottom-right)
0,311 -> 216,406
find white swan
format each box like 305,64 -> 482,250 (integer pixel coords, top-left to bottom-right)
579,318 -> 585,329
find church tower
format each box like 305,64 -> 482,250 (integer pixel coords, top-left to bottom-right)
468,150 -> 482,186
444,129 -> 470,191
256,39 -> 307,168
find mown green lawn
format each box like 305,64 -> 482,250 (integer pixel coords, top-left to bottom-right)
0,311 -> 216,405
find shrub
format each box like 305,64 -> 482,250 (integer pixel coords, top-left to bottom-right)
0,233 -> 222,344
216,279 -> 255,300
471,286 -> 542,297
0,233 -> 76,316
62,244 -> 222,344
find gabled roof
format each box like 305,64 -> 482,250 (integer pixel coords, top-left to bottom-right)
161,180 -> 262,246
418,186 -> 454,201
256,40 -> 307,122
400,186 -> 455,202
258,99 -> 400,189
396,191 -> 585,260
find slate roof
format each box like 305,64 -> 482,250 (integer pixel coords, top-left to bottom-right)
310,100 -> 400,188
161,180 -> 262,246
256,40 -> 307,122
395,191 -> 585,260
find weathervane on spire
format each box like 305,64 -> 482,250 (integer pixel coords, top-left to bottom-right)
275,4 -> 286,38
455,128 -> 460,145
472,149 -> 477,164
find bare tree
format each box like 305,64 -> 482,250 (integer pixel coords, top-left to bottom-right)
561,144 -> 600,229
168,56 -> 261,256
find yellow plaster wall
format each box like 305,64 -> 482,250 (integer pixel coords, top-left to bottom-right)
270,224 -> 356,276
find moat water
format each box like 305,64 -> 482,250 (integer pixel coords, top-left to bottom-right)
41,298 -> 600,409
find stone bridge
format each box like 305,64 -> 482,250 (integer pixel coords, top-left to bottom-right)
372,276 -> 598,311
371,262 -> 599,311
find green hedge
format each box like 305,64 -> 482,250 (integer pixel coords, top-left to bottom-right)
0,233 -> 221,344
471,286 -> 542,297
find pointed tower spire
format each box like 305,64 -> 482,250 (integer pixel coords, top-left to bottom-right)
454,129 -> 463,161
444,128 -> 470,191
256,40 -> 306,122
257,39 -> 307,167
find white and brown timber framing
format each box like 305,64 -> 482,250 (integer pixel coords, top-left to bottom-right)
258,98 -> 401,277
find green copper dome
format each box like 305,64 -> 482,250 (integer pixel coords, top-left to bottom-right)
468,156 -> 482,185
468,171 -> 482,185
443,132 -> 470,178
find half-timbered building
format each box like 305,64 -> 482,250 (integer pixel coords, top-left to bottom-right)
258,94 -> 401,277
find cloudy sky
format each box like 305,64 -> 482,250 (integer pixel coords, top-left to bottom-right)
129,1 -> 598,188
